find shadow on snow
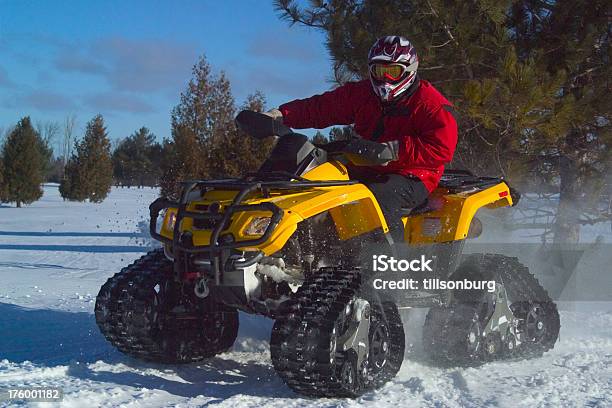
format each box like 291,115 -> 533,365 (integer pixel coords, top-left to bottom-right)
0,261 -> 95,270
0,303 -> 116,365
0,231 -> 146,238
0,244 -> 149,253
0,303 -> 293,401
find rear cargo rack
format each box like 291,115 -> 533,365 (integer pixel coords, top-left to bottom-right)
439,169 -> 504,193
439,169 -> 520,205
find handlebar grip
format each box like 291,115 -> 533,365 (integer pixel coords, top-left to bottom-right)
235,110 -> 292,139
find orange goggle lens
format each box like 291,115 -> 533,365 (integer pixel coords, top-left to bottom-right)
370,64 -> 405,81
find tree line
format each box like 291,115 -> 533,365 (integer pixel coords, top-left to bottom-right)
0,115 -> 113,205
0,54 -> 275,206
0,53 -> 350,207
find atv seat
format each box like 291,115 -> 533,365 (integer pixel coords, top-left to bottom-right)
400,169 -> 505,217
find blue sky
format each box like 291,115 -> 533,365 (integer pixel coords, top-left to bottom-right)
0,0 -> 332,152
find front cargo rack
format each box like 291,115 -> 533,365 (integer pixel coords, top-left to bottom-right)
149,174 -> 358,284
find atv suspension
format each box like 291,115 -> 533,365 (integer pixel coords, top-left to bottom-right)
423,254 -> 560,365
95,249 -> 239,363
270,267 -> 405,397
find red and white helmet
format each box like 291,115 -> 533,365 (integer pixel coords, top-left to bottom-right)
368,36 -> 419,102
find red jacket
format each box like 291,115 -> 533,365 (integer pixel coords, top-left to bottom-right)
279,79 -> 457,192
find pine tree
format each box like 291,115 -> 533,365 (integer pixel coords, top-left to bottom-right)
160,56 -> 217,198
1,127 -> 9,198
59,154 -> 82,200
508,0 -> 611,242
160,56 -> 273,198
204,72 -> 239,178
0,117 -> 45,207
60,114 -> 113,202
113,127 -> 161,187
209,91 -> 275,178
159,125 -> 206,199
170,56 -> 236,152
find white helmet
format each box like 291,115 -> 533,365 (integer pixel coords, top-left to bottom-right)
368,36 -> 419,102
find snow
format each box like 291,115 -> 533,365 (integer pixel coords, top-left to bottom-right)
1,185 -> 611,407
257,258 -> 301,284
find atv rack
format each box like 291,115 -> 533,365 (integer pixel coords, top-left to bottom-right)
149,175 -> 358,284
439,169 -> 521,204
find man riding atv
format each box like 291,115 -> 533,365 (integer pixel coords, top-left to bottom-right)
95,34 -> 559,399
264,35 -> 458,243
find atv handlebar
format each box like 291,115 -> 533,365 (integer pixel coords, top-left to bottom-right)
235,110 -> 392,166
315,139 -> 351,153
235,110 -> 292,139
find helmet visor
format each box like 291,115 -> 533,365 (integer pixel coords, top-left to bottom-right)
370,63 -> 406,82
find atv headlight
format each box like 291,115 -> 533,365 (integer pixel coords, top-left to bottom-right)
245,217 -> 271,236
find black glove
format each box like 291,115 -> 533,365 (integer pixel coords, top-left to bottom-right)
342,138 -> 399,166
235,109 -> 292,139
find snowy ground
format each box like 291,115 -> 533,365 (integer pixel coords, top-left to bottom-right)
0,185 -> 610,407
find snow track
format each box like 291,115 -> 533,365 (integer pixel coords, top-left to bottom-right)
0,186 -> 610,407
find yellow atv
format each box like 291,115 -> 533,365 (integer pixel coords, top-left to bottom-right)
95,111 -> 560,398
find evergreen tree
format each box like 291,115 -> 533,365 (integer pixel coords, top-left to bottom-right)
59,154 -> 82,200
161,56 -> 231,198
209,91 -> 275,177
203,72 -> 239,178
159,125 -> 206,199
0,117 -> 45,207
171,56 -> 236,148
509,0 -> 611,242
60,115 -> 113,202
113,127 -> 161,187
160,55 -> 273,198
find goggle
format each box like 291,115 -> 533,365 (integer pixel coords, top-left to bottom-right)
369,62 -> 417,82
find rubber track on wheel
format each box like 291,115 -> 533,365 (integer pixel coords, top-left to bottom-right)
95,249 -> 238,363
270,267 -> 404,397
423,254 -> 560,365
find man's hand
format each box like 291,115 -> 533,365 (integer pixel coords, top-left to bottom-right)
235,109 -> 291,139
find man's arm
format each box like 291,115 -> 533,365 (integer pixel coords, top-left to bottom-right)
397,104 -> 457,167
279,82 -> 361,129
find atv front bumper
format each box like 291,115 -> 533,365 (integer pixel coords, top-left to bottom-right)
149,177 -> 357,285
